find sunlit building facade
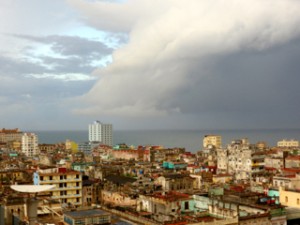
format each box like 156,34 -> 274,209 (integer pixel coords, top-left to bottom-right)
21,132 -> 39,157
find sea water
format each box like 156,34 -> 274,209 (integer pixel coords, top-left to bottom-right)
33,129 -> 300,153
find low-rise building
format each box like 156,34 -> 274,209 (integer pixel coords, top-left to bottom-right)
162,161 -> 187,170
277,139 -> 299,148
38,144 -> 56,154
150,147 -> 185,163
213,174 -> 233,184
0,195 -> 25,225
279,186 -> 300,208
64,209 -> 111,225
101,190 -> 137,208
137,191 -> 190,223
155,173 -> 194,193
203,135 -> 222,148
273,174 -> 300,190
285,155 -> 300,169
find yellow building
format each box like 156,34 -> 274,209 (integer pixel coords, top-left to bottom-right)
0,170 -> 26,183
213,174 -> 233,184
277,139 -> 299,148
0,128 -> 22,143
280,187 -> 300,208
203,135 -> 222,148
65,139 -> 79,153
33,167 -> 82,207
6,140 -> 21,151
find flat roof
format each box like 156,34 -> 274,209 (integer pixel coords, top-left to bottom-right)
64,209 -> 110,218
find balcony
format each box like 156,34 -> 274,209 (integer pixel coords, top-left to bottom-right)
51,194 -> 82,199
39,179 -> 82,184
51,186 -> 82,191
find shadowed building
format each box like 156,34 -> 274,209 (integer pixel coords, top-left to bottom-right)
88,121 -> 113,147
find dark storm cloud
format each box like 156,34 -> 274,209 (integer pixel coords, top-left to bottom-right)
71,0 -> 300,129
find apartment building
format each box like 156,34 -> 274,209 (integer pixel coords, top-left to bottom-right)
277,139 -> 299,148
203,135 -> 222,148
264,149 -> 284,171
0,128 -> 22,143
21,133 -> 39,157
33,167 -> 82,207
88,121 -> 113,147
217,139 -> 266,180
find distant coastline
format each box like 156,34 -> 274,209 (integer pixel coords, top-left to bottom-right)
31,128 -> 300,153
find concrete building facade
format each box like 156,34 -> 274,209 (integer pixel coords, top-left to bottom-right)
0,128 -> 22,143
88,121 -> 113,147
217,139 -> 265,180
277,139 -> 299,148
33,167 -> 83,207
203,135 -> 222,148
21,132 -> 39,157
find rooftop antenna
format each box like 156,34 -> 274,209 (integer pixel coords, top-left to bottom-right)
10,185 -> 55,225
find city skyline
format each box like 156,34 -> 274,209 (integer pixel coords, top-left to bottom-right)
1,0 -> 300,131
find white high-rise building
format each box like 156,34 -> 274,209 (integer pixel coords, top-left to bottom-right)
88,121 -> 113,146
21,132 -> 39,157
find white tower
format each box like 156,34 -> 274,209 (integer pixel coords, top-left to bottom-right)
88,121 -> 113,146
22,133 -> 39,157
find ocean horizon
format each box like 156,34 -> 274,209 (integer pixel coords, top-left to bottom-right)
31,128 -> 300,153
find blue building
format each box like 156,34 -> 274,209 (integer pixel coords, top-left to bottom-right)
162,161 -> 187,170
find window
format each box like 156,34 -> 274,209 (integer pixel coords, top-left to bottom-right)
185,201 -> 189,210
285,196 -> 288,203
40,176 -> 43,181
297,198 -> 299,205
49,176 -> 53,180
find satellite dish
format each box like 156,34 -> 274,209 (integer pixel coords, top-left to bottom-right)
11,185 -> 55,193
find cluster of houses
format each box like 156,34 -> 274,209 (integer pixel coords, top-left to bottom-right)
1,129 -> 300,225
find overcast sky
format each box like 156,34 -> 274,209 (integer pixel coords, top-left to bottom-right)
1,0 -> 300,131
